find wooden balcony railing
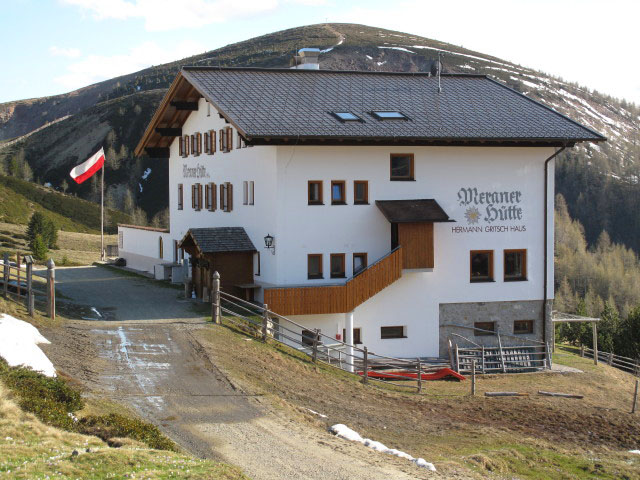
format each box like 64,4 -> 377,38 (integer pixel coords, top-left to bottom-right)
264,247 -> 403,316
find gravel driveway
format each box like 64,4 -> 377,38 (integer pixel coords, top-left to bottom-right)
41,266 -> 425,480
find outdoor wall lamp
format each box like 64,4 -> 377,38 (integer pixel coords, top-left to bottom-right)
264,234 -> 275,254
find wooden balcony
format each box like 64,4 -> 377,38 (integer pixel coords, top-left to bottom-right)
264,247 -> 403,316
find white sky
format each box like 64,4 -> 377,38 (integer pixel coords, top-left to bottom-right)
2,0 -> 638,104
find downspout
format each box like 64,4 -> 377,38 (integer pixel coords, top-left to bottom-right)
543,145 -> 566,347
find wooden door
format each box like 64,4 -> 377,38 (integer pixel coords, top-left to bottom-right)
397,222 -> 434,268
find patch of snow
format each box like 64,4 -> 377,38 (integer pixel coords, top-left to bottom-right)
0,314 -> 56,377
410,44 -> 518,71
141,168 -> 152,180
378,46 -> 415,54
139,183 -> 143,193
320,47 -> 333,53
629,450 -> 640,454
330,424 -> 436,471
305,408 -> 328,419
376,61 -> 387,66
459,64 -> 475,70
44,182 -> 52,188
365,55 -> 373,60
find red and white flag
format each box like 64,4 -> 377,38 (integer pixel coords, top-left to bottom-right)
69,147 -> 105,184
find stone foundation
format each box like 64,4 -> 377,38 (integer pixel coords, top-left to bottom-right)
438,299 -> 552,357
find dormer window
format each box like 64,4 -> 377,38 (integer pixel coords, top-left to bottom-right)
371,111 -> 408,121
330,112 -> 363,122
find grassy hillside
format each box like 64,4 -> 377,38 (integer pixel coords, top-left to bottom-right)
198,318 -> 640,479
0,174 -> 131,233
0,23 -> 638,250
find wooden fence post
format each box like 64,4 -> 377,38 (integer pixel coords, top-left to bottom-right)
471,360 -> 476,396
16,253 -> 21,298
454,344 -> 460,373
498,334 -> 506,373
312,328 -> 319,364
580,345 -> 585,357
417,357 -> 422,393
362,347 -> 369,384
261,304 -> 269,342
608,352 -> 614,366
25,260 -> 34,316
481,346 -> 485,374
46,259 -> 55,321
546,342 -> 552,370
632,379 -> 638,414
592,321 -> 598,366
3,253 -> 8,298
211,271 -> 220,324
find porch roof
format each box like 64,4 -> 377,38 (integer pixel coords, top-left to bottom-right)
375,199 -> 453,223
179,227 -> 256,254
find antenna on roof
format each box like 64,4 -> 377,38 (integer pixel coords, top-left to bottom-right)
437,52 -> 444,93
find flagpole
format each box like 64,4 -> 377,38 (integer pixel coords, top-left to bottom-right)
100,162 -> 104,261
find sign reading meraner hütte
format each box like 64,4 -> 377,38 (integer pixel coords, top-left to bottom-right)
452,186 -> 526,233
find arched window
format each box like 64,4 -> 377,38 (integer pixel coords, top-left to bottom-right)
159,237 -> 164,259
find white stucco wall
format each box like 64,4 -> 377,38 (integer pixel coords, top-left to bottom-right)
118,226 -> 172,274
274,145 -> 557,357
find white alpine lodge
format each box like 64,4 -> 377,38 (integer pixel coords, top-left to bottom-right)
118,52 -> 604,359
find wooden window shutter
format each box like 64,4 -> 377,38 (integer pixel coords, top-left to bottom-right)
191,184 -> 196,209
179,136 -> 184,156
219,129 -> 224,151
178,184 -> 183,210
197,183 -> 203,210
196,132 -> 202,155
210,130 -> 216,154
185,135 -> 190,156
226,128 -> 233,152
210,182 -> 217,211
220,183 -> 225,211
204,182 -> 210,209
227,182 -> 233,212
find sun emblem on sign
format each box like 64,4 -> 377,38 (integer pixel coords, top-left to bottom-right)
465,207 -> 480,224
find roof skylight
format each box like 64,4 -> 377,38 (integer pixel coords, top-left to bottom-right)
371,111 -> 409,120
331,112 -> 363,122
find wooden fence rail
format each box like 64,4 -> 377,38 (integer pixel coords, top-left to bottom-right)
580,345 -> 640,376
2,253 -> 56,319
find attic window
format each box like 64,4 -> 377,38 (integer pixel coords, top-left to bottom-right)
371,111 -> 408,121
330,112 -> 363,122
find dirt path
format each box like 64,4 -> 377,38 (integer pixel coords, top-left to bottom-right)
41,267 -> 427,479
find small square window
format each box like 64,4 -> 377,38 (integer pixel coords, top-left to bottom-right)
354,180 -> 368,204
381,326 -> 406,339
371,111 -> 409,120
331,112 -> 363,122
301,329 -> 317,346
353,253 -> 367,275
504,249 -> 527,281
470,250 -> 494,282
474,322 -> 495,336
342,327 -> 362,344
308,181 -> 323,205
330,253 -> 346,278
331,181 -> 346,205
390,154 -> 414,181
308,254 -> 323,280
514,320 -> 534,334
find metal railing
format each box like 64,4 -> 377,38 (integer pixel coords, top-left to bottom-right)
214,288 -> 438,392
2,253 -> 56,319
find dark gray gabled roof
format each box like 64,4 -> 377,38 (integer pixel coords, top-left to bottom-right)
182,227 -> 256,254
180,67 -> 605,146
376,199 -> 453,223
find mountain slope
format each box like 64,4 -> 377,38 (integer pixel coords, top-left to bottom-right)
0,23 -> 638,248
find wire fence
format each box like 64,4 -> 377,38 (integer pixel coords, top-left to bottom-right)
215,290 -> 448,392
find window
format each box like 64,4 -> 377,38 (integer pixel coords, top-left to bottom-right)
353,253 -> 367,275
307,254 -> 323,279
191,183 -> 202,210
381,326 -> 406,339
504,249 -> 527,281
301,329 -> 317,346
330,253 -> 346,278
179,136 -> 184,157
219,128 -> 226,152
220,182 -> 232,212
243,181 -> 248,205
354,180 -> 368,204
514,320 -> 534,334
474,322 -> 495,336
195,132 -> 202,155
331,180 -> 346,205
237,131 -> 247,148
206,183 -> 216,211
191,134 -> 196,156
204,131 -> 210,154
118,231 -> 123,249
249,181 -> 254,205
177,184 -> 183,210
342,327 -> 362,344
158,237 -> 163,259
308,181 -> 323,205
330,112 -> 363,122
226,127 -> 233,152
173,240 -> 178,262
390,154 -> 414,180
470,250 -> 494,282
371,111 -> 408,120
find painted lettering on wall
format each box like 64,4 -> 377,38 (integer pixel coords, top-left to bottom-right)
454,187 -> 526,233
182,164 -> 210,179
